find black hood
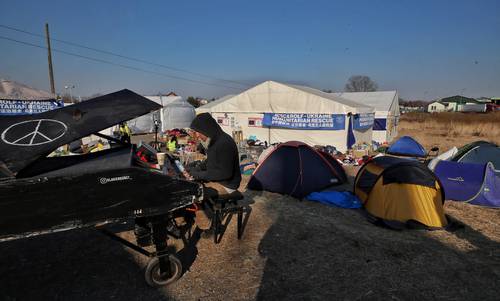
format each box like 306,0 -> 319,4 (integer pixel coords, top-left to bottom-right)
190,113 -> 223,140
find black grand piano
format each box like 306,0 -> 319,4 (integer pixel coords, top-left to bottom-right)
0,89 -> 203,286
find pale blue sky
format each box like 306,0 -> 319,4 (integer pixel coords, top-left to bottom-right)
1,0 -> 499,100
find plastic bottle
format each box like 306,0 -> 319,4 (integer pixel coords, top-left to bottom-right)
174,160 -> 185,173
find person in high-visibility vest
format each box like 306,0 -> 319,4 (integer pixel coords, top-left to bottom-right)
167,135 -> 177,152
119,122 -> 131,144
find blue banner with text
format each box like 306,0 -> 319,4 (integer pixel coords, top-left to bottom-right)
262,113 -> 345,130
0,99 -> 64,115
353,113 -> 375,130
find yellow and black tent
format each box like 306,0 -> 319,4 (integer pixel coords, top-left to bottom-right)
354,156 -> 447,229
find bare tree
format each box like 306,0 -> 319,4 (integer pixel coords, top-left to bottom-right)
344,75 -> 378,92
186,96 -> 200,108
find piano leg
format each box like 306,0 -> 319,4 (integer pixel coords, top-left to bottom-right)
144,218 -> 182,287
152,221 -> 170,275
98,214 -> 184,287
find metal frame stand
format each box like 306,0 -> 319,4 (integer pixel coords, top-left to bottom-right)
210,198 -> 245,244
98,214 -> 186,287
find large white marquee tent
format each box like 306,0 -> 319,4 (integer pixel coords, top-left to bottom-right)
197,81 -> 375,152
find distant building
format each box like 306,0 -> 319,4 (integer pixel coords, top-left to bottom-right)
427,95 -> 484,113
400,105 -> 426,114
399,100 -> 427,114
399,106 -> 417,113
487,97 -> 500,111
477,97 -> 493,103
427,101 -> 448,113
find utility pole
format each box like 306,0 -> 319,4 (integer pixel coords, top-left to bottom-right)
45,23 -> 56,95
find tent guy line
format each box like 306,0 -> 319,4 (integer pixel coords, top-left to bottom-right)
0,24 -> 251,89
0,35 -> 245,91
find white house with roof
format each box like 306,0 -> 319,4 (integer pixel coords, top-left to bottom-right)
196,80 -> 375,152
427,95 -> 484,113
332,91 -> 399,144
427,101 -> 448,113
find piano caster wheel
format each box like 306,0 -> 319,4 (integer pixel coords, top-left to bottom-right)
145,255 -> 182,287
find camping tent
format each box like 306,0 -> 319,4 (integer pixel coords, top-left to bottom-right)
332,91 -> 400,143
127,94 -> 195,133
196,81 -> 375,152
387,136 -> 427,158
161,97 -> 196,130
127,110 -> 159,134
434,160 -> 500,207
247,141 -> 347,198
451,141 -> 500,169
354,156 -> 447,228
317,150 -> 348,183
257,144 -> 277,164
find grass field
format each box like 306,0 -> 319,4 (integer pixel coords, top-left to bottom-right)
396,111 -> 500,151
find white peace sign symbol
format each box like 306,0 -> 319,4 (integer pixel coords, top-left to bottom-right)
1,119 -> 68,146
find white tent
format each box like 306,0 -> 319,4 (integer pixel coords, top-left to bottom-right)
161,97 -> 196,130
332,91 -> 399,144
197,81 -> 375,152
127,94 -> 195,133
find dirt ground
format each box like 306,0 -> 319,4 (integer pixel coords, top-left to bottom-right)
1,115 -> 499,300
1,172 -> 499,300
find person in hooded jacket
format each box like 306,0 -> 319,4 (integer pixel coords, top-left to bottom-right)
186,113 -> 241,229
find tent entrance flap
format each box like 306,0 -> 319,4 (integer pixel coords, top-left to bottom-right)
373,118 -> 387,130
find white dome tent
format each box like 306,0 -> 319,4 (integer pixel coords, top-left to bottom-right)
127,93 -> 195,133
161,97 -> 196,130
127,109 -> 160,134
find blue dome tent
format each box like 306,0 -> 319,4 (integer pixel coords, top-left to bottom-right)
387,136 -> 426,158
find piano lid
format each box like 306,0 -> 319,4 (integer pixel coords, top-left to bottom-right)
0,89 -> 161,174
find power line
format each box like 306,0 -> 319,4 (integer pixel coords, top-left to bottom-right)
0,24 -> 250,88
0,35 -> 244,91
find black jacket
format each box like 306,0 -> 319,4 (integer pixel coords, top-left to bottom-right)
189,113 -> 241,190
